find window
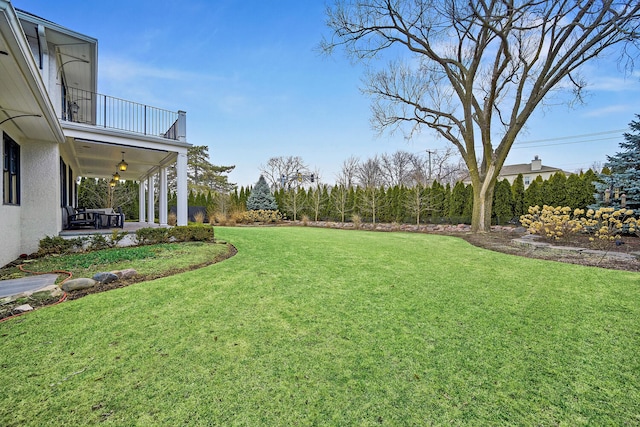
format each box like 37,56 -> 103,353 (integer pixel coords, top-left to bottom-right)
3,133 -> 20,205
524,176 -> 530,186
60,158 -> 67,207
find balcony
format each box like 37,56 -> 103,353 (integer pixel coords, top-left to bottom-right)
60,86 -> 184,141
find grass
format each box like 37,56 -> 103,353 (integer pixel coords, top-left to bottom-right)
1,242 -> 229,281
1,227 -> 639,425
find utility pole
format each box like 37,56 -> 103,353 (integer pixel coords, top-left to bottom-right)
426,149 -> 435,185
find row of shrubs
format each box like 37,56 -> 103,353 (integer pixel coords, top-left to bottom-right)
520,205 -> 637,247
37,224 -> 215,256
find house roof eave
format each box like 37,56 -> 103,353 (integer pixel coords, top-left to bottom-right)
0,0 -> 65,143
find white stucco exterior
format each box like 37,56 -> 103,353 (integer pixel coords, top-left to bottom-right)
20,139 -> 62,255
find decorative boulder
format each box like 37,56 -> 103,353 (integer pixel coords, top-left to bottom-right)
62,278 -> 97,292
32,285 -> 63,299
111,269 -> 137,280
14,304 -> 34,313
92,272 -> 119,284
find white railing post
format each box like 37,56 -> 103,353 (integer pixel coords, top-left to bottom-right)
177,110 -> 187,142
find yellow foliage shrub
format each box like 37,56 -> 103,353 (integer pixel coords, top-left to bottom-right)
521,205 -> 637,246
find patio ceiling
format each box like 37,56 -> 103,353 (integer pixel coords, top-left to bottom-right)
61,137 -> 177,181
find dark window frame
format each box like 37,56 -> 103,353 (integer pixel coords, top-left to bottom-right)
3,133 -> 20,205
60,157 -> 67,207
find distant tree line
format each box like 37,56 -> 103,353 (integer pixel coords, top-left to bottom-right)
229,170 -> 598,225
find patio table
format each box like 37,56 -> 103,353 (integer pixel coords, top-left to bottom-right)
85,208 -> 114,228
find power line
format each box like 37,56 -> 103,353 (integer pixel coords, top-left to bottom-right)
510,136 -> 621,149
513,129 -> 627,145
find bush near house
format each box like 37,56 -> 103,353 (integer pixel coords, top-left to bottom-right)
135,225 -> 215,245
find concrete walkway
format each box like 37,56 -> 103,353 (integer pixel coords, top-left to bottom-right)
0,274 -> 59,298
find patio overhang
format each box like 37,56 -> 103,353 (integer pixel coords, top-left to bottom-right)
60,121 -> 190,182
0,0 -> 64,143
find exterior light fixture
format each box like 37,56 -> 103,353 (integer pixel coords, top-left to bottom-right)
113,171 -> 120,181
118,151 -> 128,171
109,178 -> 117,187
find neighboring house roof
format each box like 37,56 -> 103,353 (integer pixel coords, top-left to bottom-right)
498,163 -> 564,177
461,156 -> 569,184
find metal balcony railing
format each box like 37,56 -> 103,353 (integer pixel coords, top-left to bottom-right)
61,86 -> 183,140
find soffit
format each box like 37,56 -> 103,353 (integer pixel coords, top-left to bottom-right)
0,4 -> 63,142
60,137 -> 176,181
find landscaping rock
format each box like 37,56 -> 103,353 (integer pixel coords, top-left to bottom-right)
111,269 -> 137,280
32,285 -> 63,299
14,304 -> 33,313
62,278 -> 97,292
92,272 -> 119,284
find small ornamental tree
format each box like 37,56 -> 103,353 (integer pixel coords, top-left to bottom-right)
246,175 -> 278,211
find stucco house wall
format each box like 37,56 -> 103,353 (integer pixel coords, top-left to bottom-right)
0,131 -> 63,267
20,139 -> 62,256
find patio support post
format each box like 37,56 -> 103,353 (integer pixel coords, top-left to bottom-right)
147,174 -> 155,226
139,179 -> 146,223
159,166 -> 168,226
176,150 -> 188,226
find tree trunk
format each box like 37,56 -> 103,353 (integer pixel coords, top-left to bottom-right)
471,180 -> 496,233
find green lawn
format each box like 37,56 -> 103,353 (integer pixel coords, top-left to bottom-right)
1,227 -> 639,425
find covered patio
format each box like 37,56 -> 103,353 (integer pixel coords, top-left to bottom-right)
60,116 -> 190,228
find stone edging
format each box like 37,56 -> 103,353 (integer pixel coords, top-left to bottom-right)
512,235 -> 640,261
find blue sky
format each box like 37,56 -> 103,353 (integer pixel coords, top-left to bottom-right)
16,0 -> 640,187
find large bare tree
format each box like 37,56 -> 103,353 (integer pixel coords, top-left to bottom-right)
260,156 -> 310,190
322,0 -> 640,232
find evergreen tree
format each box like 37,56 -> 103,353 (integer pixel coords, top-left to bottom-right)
348,186 -> 359,217
429,180 -> 446,222
524,176 -> 543,209
579,169 -> 597,209
564,173 -> 583,209
462,184 -> 474,223
449,181 -> 467,219
543,172 -> 568,206
320,185 -> 332,220
246,176 -> 277,211
443,183 -> 451,219
188,189 -> 197,206
511,174 -> 526,217
185,145 -> 236,193
273,188 -> 285,216
492,179 -> 514,225
598,115 -> 640,209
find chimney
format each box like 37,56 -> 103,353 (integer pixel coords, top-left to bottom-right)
531,155 -> 542,171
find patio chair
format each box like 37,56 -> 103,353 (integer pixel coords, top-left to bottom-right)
103,207 -> 125,229
64,206 -> 99,229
